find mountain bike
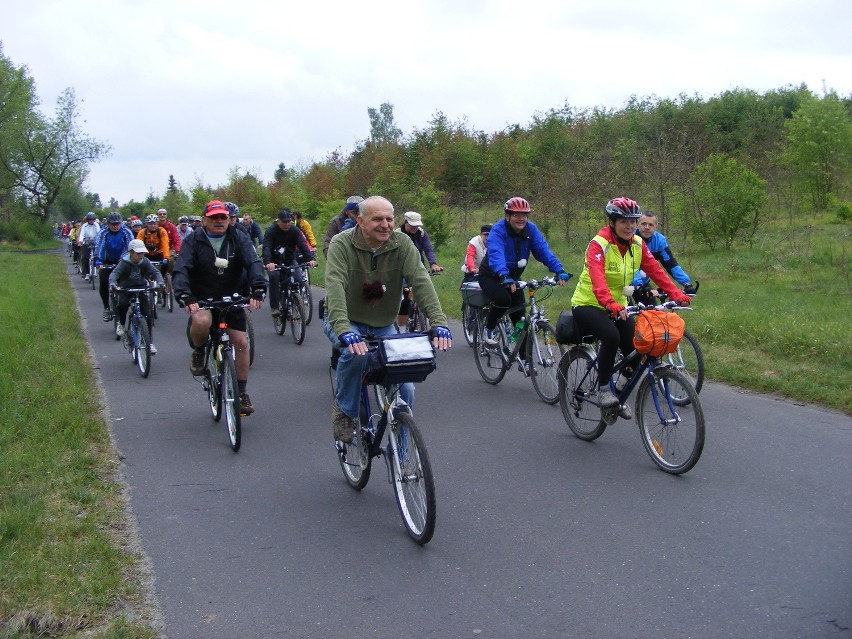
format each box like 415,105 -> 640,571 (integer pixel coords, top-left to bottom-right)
192,295 -> 248,452
557,301 -> 705,475
272,264 -> 306,344
331,333 -> 437,545
471,276 -> 566,404
114,285 -> 156,378
460,279 -> 487,347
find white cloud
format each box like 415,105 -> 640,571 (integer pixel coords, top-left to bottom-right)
3,0 -> 850,204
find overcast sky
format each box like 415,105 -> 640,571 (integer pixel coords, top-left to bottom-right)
3,0 -> 851,206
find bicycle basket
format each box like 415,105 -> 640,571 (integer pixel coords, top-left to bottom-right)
633,310 -> 685,357
366,333 -> 436,385
554,310 -> 579,345
460,281 -> 488,307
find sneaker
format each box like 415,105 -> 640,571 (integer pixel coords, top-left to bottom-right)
618,404 -> 633,420
189,348 -> 205,376
149,344 -> 157,355
271,308 -> 280,318
84,274 -> 90,282
482,327 -> 498,346
517,359 -> 532,376
102,309 -> 112,322
115,324 -> 125,337
598,387 -> 620,409
239,392 -> 255,415
331,402 -> 355,443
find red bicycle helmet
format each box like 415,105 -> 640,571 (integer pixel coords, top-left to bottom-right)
605,197 -> 641,219
504,197 -> 531,213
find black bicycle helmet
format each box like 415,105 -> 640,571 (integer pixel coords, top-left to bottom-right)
106,211 -> 122,224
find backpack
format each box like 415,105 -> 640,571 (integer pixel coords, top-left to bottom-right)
633,310 -> 685,357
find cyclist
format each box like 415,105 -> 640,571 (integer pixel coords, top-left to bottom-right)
461,223 -> 492,282
109,239 -> 164,351
191,215 -> 203,229
173,200 -> 267,415
324,195 -> 452,443
630,210 -> 697,303
571,197 -> 691,414
138,214 -> 170,279
77,212 -> 101,281
323,195 -> 363,258
478,197 -> 571,373
292,211 -> 317,251
396,211 -> 444,329
177,216 -> 194,243
94,211 -> 134,321
239,212 -> 264,247
69,220 -> 82,266
262,209 -> 317,318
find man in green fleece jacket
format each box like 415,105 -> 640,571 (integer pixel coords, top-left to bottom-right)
323,195 -> 453,443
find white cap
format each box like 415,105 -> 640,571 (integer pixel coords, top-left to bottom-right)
403,211 -> 423,227
128,239 -> 148,253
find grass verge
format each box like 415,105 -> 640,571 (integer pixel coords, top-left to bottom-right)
0,248 -> 160,638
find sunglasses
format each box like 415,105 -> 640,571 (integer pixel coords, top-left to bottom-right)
207,214 -> 228,221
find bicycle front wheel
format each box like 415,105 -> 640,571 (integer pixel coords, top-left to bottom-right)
207,350 -> 222,422
246,311 -> 255,367
530,321 -> 565,405
222,354 -> 241,451
166,275 -> 174,312
636,367 -> 705,475
289,293 -> 306,344
473,324 -> 507,385
135,319 -> 152,378
389,412 -> 436,545
663,331 -> 704,397
558,347 -> 607,441
301,281 -> 313,325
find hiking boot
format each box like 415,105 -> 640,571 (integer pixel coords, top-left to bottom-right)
618,403 -> 633,420
482,327 -> 498,346
115,324 -> 125,337
102,309 -> 112,322
332,402 -> 355,443
189,348 -> 205,376
271,308 -> 280,318
239,392 -> 255,415
149,344 -> 157,355
598,387 -> 620,409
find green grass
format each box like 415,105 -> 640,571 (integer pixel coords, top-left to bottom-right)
0,248 -> 159,638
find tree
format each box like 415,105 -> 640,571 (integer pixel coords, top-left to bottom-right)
368,102 -> 402,144
0,87 -> 110,222
0,43 -> 39,207
273,162 -> 291,183
783,90 -> 852,209
684,153 -> 766,250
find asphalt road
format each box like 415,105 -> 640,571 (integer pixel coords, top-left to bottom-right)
71,260 -> 852,639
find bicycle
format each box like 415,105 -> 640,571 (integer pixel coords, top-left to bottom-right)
557,300 -> 705,475
399,272 -> 440,333
460,278 -> 487,347
80,241 -> 96,288
331,333 -> 437,544
114,284 -> 156,378
471,276 -> 566,405
271,264 -> 306,345
299,262 -> 315,325
87,244 -> 98,290
190,295 -> 248,452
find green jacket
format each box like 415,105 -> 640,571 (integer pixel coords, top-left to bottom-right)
326,226 -> 447,337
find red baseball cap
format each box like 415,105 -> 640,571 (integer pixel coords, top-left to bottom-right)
204,200 -> 229,217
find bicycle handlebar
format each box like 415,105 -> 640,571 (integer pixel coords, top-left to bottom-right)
625,300 -> 693,316
195,294 -> 250,311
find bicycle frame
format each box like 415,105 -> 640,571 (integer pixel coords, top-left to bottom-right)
490,277 -> 555,365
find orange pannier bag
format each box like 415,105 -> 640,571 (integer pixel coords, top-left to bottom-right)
633,310 -> 685,357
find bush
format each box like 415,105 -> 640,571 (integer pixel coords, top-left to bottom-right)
0,217 -> 55,246
827,195 -> 852,223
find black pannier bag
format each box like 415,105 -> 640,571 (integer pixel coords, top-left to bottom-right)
554,310 -> 579,345
366,333 -> 436,385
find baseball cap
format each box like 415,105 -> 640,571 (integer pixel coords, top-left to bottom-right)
277,209 -> 293,222
204,200 -> 229,217
403,212 -> 423,227
128,239 -> 148,253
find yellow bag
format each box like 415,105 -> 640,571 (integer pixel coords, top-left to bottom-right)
633,310 -> 685,357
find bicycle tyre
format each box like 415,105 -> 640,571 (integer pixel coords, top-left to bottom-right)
90,264 -> 97,290
390,411 -> 436,545
246,311 -> 255,367
663,330 -> 704,397
207,349 -> 223,422
472,323 -> 507,385
166,275 -> 174,312
301,281 -> 313,325
530,321 -> 565,405
414,304 -> 430,333
289,293 -> 306,345
222,354 -> 241,451
558,346 -> 607,441
273,297 -> 286,335
461,303 -> 474,346
135,319 -> 152,378
338,426 -> 372,490
636,367 -> 705,475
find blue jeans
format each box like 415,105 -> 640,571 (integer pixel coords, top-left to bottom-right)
323,317 -> 415,419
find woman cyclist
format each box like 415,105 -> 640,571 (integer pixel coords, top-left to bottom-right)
571,197 -> 690,413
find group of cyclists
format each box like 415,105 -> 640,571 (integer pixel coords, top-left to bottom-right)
66,192 -> 697,447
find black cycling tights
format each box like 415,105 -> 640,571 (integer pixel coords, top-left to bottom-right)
572,305 -> 635,388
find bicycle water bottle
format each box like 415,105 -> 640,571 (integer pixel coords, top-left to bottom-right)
509,319 -> 525,343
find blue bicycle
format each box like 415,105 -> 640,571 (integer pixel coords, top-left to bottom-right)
114,285 -> 155,378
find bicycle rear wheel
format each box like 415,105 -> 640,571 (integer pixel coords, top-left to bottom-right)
558,346 -> 607,441
207,350 -> 222,422
636,367 -> 705,474
472,324 -> 507,385
222,354 -> 241,451
289,293 -> 306,344
529,321 -> 565,405
135,319 -> 152,378
663,330 -> 704,397
389,412 -> 436,545
273,297 -> 286,335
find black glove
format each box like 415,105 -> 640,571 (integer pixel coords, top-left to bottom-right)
251,288 -> 266,302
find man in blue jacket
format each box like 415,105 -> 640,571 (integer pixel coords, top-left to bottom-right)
630,211 -> 697,301
94,211 -> 135,321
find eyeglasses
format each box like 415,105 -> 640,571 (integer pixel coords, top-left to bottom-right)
207,214 -> 228,221
509,212 -> 529,218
